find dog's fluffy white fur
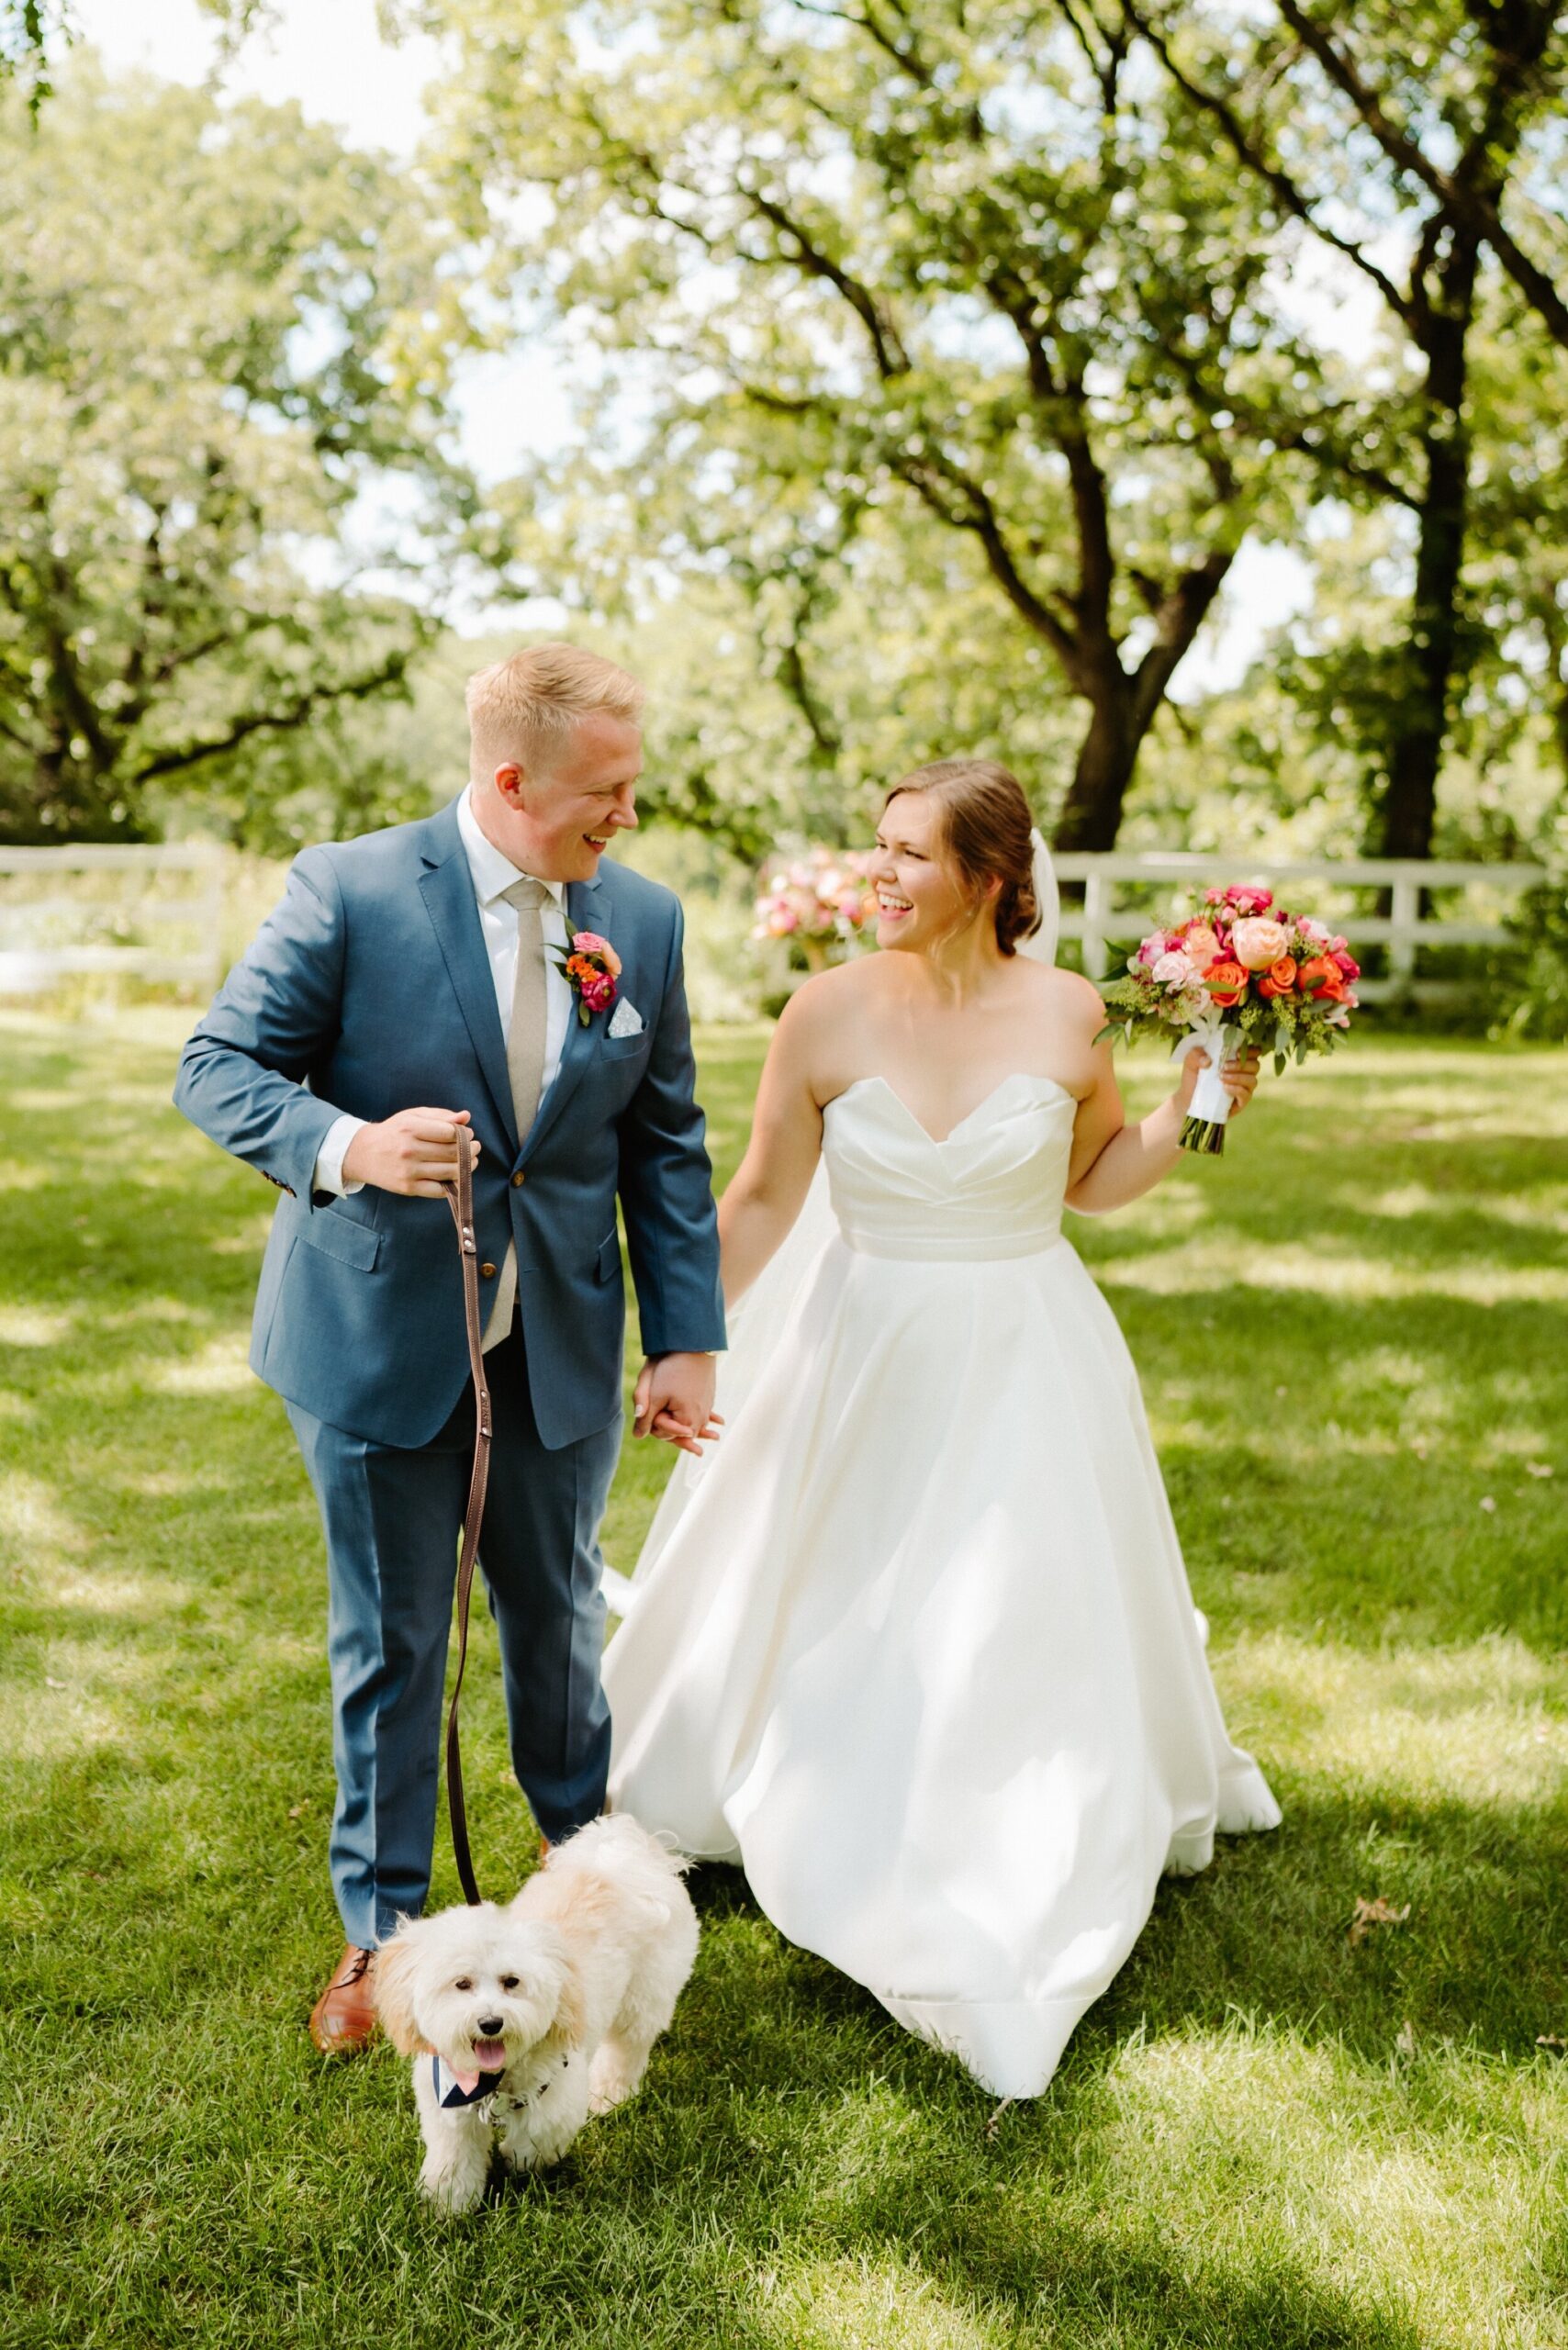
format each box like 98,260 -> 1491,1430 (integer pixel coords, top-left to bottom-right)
373,1816 -> 698,2213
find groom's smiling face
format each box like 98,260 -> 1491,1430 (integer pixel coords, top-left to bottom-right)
482,711 -> 643,884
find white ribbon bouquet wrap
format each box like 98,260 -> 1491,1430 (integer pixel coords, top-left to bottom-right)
1171,1018 -> 1241,1153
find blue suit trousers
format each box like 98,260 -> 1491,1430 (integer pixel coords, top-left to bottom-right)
286,1321 -> 620,1948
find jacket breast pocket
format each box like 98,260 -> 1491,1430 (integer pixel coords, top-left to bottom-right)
599,1034 -> 649,1061
297,1209 -> 382,1273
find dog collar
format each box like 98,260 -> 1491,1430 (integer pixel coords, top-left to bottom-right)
431,2053 -> 505,2109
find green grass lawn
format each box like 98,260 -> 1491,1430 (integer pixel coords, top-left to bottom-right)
3,1010 -> 1567,2349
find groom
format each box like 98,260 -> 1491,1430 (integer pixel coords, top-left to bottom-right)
174,643 -> 724,2053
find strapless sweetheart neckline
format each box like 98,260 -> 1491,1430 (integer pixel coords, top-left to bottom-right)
829,1069 -> 1077,1147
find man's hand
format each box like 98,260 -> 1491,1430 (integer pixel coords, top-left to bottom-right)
633,1352 -> 723,1457
342,1109 -> 481,1198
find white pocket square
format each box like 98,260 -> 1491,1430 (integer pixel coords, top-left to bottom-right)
608,998 -> 644,1039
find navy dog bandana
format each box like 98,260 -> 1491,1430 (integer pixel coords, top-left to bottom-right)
431,2053 -> 505,2109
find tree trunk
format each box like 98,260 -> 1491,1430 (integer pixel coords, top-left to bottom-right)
1369,233 -> 1481,862
1052,683 -> 1139,853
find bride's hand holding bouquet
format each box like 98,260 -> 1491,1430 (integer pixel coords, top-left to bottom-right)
1100,884 -> 1361,1154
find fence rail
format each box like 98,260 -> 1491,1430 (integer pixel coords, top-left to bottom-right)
1051,852 -> 1545,999
0,842 -> 1546,1003
0,843 -> 226,996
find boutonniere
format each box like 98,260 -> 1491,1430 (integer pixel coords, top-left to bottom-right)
551,922 -> 622,1026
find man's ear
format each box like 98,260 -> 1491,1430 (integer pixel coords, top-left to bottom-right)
370,1926 -> 425,2057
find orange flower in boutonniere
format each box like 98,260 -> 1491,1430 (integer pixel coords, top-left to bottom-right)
553,924 -> 622,1025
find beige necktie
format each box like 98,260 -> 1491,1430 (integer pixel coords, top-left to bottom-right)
501,875 -> 552,1139
484,875 -> 553,1349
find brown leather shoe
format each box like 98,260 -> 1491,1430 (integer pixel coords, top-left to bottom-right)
308,1943 -> 378,2056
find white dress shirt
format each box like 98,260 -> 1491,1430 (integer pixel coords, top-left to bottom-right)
311,789 -> 572,1204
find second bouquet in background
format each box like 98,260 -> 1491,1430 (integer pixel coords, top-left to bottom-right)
753,846 -> 879,973
1099,884 -> 1361,1154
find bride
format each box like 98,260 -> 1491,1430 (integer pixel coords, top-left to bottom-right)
605,757 -> 1281,2099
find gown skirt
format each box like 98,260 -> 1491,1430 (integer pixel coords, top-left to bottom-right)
604,1075 -> 1280,2098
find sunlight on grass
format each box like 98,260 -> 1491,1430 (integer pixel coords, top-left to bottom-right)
1103,1242 -> 1568,1304
756,2255 -> 1007,2348
1226,1632 -> 1568,1808
0,1304 -> 74,1346
2,1012 -> 1566,2349
1098,2023 -> 1568,2345
149,1333 -> 254,1393
0,1466 -> 87,1561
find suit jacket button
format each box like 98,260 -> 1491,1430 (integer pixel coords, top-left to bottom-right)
479,1261 -> 497,1279
510,1171 -> 525,1188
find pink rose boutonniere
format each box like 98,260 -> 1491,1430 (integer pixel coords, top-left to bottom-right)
553,923 -> 622,1025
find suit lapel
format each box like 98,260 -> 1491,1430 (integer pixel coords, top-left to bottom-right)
417,810 -> 517,1148
521,871 -> 605,1162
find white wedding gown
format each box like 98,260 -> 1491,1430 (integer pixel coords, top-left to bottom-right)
604,1071 -> 1281,2098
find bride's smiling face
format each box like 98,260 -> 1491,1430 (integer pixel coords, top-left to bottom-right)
869,792 -> 991,954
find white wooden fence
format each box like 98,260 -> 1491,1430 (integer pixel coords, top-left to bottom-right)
1054,853 -> 1546,1000
0,843 -> 227,995
0,842 -> 1546,1002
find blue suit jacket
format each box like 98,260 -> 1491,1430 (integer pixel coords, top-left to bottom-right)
174,800 -> 725,1450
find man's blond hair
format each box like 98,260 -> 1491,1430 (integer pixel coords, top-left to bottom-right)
465,642 -> 645,778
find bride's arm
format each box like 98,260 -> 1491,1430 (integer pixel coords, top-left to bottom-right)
719,990 -> 830,1305
1065,1013 -> 1259,1215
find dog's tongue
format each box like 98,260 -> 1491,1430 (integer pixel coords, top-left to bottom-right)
473,2038 -> 507,2071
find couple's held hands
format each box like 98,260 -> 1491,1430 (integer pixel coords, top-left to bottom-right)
1176,1044 -> 1260,1120
342,1108 -> 481,1198
634,1352 -> 723,1457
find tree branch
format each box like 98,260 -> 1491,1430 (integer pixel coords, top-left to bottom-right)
892,445 -> 1086,674
1056,0 -> 1128,112
1117,0 -> 1415,322
129,649 -> 411,787
1273,0 -> 1568,348
743,188 -> 911,376
0,704 -> 44,755
1129,549 -> 1233,730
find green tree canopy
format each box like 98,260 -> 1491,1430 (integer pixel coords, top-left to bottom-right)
411,0 -> 1350,850
1121,0 -> 1568,858
0,57 -> 472,843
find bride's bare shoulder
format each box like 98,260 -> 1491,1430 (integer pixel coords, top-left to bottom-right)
769,957 -> 887,1073
1019,960 -> 1107,1029
778,957 -> 890,1026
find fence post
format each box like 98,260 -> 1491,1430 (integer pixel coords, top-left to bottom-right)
199,845 -> 227,995
1081,870 -> 1111,981
1388,871 -> 1420,992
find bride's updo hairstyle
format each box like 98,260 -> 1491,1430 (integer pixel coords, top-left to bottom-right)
884,758 -> 1042,955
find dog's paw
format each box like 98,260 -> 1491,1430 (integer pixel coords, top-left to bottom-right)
419,2156 -> 489,2215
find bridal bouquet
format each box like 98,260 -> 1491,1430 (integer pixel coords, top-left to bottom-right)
753,846 -> 879,972
1098,884 -> 1361,1155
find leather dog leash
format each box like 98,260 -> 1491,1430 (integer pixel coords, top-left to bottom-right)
442,1134 -> 491,1908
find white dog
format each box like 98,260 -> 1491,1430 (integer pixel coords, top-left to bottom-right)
373,1815 -> 698,2213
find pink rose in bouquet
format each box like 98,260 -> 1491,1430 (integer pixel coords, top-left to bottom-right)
1230,916 -> 1291,970
1179,922 -> 1225,971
